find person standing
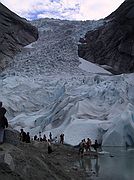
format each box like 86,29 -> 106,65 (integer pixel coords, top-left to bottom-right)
47,139 -> 52,154
34,135 -> 37,141
86,138 -> 92,152
78,139 -> 85,157
39,131 -> 42,141
0,102 -> 8,144
92,140 -> 99,152
60,133 -> 64,144
43,134 -> 47,141
20,129 -> 26,142
49,132 -> 52,141
26,132 -> 30,143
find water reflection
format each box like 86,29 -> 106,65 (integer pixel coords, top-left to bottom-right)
94,158 -> 100,177
78,157 -> 100,177
76,147 -> 134,180
78,158 -> 92,172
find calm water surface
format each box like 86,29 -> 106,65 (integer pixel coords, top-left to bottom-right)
76,147 -> 134,180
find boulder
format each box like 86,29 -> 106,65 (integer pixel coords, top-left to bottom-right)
4,128 -> 20,146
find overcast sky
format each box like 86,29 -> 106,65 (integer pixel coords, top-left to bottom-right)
1,0 -> 124,20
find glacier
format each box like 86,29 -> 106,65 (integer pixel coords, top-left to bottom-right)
1,18 -> 134,146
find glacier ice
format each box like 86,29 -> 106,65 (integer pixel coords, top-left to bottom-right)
102,103 -> 134,146
0,72 -> 134,146
0,18 -> 134,146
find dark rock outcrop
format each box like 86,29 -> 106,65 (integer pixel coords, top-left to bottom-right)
0,3 -> 38,72
78,0 -> 134,74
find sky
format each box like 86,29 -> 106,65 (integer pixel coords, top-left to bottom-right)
1,0 -> 124,20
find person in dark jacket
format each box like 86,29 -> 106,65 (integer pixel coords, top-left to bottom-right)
60,133 -> 64,144
92,140 -> 99,152
34,135 -> 37,141
0,103 -> 8,144
47,139 -> 52,154
20,129 -> 27,142
26,132 -> 31,143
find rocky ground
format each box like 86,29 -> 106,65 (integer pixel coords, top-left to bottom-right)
0,129 -> 96,180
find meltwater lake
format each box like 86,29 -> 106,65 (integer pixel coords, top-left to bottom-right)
76,147 -> 134,180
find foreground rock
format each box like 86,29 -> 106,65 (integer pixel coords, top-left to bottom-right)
78,0 -> 134,74
4,128 -> 20,146
0,3 -> 38,72
0,132 -> 90,180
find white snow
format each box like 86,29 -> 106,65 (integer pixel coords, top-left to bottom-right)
79,58 -> 111,74
0,18 -> 134,146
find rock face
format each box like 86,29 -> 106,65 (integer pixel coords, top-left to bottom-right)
78,0 -> 134,74
0,3 -> 38,72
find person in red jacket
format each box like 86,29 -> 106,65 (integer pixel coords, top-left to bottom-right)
0,102 -> 8,144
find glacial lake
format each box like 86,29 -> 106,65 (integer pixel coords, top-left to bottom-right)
76,147 -> 134,180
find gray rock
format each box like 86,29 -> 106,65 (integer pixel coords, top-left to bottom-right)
0,152 -> 15,171
4,153 -> 15,171
78,1 -> 134,74
4,128 -> 20,146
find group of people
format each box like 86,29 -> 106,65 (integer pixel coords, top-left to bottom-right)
33,132 -> 65,144
33,132 -> 47,142
19,129 -> 30,143
0,102 -> 8,144
34,132 -> 53,154
0,102 -> 100,157
33,132 -> 51,142
49,132 -> 65,144
20,131 -> 65,154
19,130 -> 53,153
79,138 -> 100,156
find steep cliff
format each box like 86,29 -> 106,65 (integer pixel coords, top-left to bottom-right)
78,0 -> 134,74
0,3 -> 38,72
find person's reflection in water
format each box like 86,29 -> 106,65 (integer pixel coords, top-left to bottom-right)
78,158 -> 92,172
85,158 -> 92,172
94,157 -> 100,177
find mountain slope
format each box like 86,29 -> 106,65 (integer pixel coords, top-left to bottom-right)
78,0 -> 134,74
3,18 -> 104,76
0,3 -> 38,72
